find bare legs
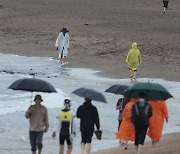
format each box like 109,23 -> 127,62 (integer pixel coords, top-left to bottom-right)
59,57 -> 68,67
32,148 -> 41,154
86,143 -> 91,154
38,149 -> 41,154
67,145 -> 72,154
129,69 -> 137,79
59,145 -> 72,154
152,140 -> 159,147
163,7 -> 166,13
129,69 -> 134,78
135,144 -> 142,154
81,143 -> 91,154
59,145 -> 64,154
81,143 -> 85,154
124,140 -> 128,150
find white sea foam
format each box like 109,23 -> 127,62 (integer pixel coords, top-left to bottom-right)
0,54 -> 179,153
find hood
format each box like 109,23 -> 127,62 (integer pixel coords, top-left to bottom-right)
132,42 -> 137,49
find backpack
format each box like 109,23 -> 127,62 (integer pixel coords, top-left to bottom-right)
133,102 -> 151,126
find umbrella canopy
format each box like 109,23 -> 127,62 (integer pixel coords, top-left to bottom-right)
72,88 -> 107,103
124,82 -> 173,101
105,85 -> 129,95
8,78 -> 57,93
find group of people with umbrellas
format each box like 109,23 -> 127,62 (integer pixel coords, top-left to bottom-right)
8,78 -> 172,154
107,82 -> 172,154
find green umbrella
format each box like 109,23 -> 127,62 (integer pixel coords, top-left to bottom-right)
124,82 -> 173,101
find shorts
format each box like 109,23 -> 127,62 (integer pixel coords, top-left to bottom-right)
59,134 -> 72,145
81,131 -> 93,143
129,68 -> 137,71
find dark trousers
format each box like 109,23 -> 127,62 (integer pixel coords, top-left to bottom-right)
118,120 -> 122,131
134,125 -> 148,146
29,131 -> 44,152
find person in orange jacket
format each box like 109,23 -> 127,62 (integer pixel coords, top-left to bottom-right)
147,100 -> 169,147
116,99 -> 137,149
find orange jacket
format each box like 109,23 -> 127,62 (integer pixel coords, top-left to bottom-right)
116,99 -> 137,141
147,100 -> 169,140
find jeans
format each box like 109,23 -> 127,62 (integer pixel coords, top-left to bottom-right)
29,131 -> 44,152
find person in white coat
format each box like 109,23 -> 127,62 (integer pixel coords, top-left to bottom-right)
55,28 -> 70,66
52,98 -> 76,154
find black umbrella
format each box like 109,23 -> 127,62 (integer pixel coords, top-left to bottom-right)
105,85 -> 129,95
8,78 -> 57,93
72,88 -> 107,103
8,78 -> 57,104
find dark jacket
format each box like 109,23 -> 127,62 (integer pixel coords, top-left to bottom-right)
131,101 -> 152,127
76,101 -> 100,132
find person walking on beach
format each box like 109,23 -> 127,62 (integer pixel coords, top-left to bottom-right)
116,98 -> 137,149
52,98 -> 76,154
163,0 -> 169,13
131,93 -> 152,154
25,95 -> 49,154
147,100 -> 168,147
116,96 -> 129,145
76,97 -> 101,154
126,42 -> 142,80
55,27 -> 70,67
116,96 -> 129,130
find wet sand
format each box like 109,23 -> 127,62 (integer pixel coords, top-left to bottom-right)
0,0 -> 180,81
92,133 -> 180,154
0,0 -> 180,153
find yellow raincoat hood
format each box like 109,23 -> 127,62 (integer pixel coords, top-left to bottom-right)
132,42 -> 137,49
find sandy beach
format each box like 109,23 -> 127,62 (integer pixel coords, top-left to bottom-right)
1,0 -> 180,81
0,0 -> 180,153
92,133 -> 180,154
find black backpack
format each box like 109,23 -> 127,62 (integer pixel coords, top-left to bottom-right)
133,102 -> 151,126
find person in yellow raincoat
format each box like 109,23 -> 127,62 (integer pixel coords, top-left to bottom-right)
116,99 -> 138,149
126,42 -> 142,80
147,100 -> 169,147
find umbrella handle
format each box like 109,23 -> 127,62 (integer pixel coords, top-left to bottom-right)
31,92 -> 33,105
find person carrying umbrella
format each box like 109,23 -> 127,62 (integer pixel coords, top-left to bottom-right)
116,98 -> 137,149
25,95 -> 49,154
116,95 -> 129,130
131,92 -> 152,154
52,98 -> 76,154
126,42 -> 142,80
147,100 -> 169,147
76,97 -> 101,154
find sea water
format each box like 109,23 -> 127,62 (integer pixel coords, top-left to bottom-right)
0,54 -> 179,153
